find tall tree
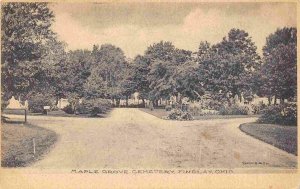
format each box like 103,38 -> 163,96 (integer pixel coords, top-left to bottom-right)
260,27 -> 297,104
145,41 -> 192,106
34,39 -> 67,102
91,44 -> 128,105
175,60 -> 204,101
131,55 -> 151,107
198,29 -> 261,104
63,50 -> 93,110
119,63 -> 136,106
83,69 -> 107,100
1,2 -> 55,100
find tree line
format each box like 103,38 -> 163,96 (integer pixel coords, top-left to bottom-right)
1,3 -> 297,111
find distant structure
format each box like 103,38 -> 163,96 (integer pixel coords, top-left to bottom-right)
57,98 -> 70,109
24,100 -> 29,109
7,96 -> 25,109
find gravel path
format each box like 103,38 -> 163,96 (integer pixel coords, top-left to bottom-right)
4,108 -> 296,169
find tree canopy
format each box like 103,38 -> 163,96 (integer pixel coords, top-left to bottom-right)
197,29 -> 261,103
1,3 -> 296,111
1,2 -> 56,99
259,27 -> 297,104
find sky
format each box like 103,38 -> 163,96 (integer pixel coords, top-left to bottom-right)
50,2 -> 296,58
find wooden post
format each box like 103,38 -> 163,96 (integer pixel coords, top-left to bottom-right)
33,138 -> 36,156
24,109 -> 27,123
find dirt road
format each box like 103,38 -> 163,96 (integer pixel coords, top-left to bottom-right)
6,108 -> 296,169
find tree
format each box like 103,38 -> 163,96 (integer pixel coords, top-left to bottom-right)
198,29 -> 261,104
131,55 -> 151,107
83,70 -> 107,100
32,39 -> 67,103
144,41 -> 193,106
119,63 -> 136,106
63,50 -> 93,111
91,44 -> 128,106
147,59 -> 176,104
196,41 -> 211,62
1,2 -> 55,100
260,27 -> 297,104
175,60 -> 204,101
144,41 -> 175,62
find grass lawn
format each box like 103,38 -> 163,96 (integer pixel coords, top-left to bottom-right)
1,122 -> 57,167
139,108 -> 168,119
239,123 -> 297,155
3,109 -> 110,119
139,108 -> 259,120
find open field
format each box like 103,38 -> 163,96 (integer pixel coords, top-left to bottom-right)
240,123 -> 297,155
1,122 -> 57,167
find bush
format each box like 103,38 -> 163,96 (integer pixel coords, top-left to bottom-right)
219,104 -> 250,115
28,94 -> 54,113
251,101 -> 267,114
77,98 -> 112,116
208,100 -> 225,111
62,104 -> 74,114
165,105 -> 172,111
258,103 -> 297,126
164,109 -> 193,121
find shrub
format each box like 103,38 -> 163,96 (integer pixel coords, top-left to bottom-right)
77,98 -> 112,116
164,109 -> 193,121
62,104 -> 74,114
208,100 -> 225,111
258,103 -> 297,126
219,104 -> 250,115
165,105 -> 172,111
180,111 -> 194,120
251,101 -> 267,114
28,93 -> 54,113
189,103 -> 201,116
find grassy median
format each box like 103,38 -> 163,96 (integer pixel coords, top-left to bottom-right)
1,122 -> 57,167
240,123 -> 297,155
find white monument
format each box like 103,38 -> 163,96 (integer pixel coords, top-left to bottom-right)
7,96 -> 23,109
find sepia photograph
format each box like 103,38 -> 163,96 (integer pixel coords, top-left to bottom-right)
0,1 -> 298,188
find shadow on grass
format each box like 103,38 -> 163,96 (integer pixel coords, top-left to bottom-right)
1,116 -> 25,124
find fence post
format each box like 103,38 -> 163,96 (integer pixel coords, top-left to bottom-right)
24,109 -> 27,123
33,138 -> 36,156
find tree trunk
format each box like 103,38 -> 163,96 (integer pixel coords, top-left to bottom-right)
274,95 -> 277,105
153,99 -> 159,107
280,98 -> 285,104
116,99 -> 120,107
268,97 -> 272,106
177,93 -> 181,104
142,99 -> 145,108
55,96 -> 59,107
227,96 -> 232,107
238,93 -> 242,103
112,98 -> 115,107
126,96 -> 129,107
71,102 -> 76,114
230,91 -> 236,106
